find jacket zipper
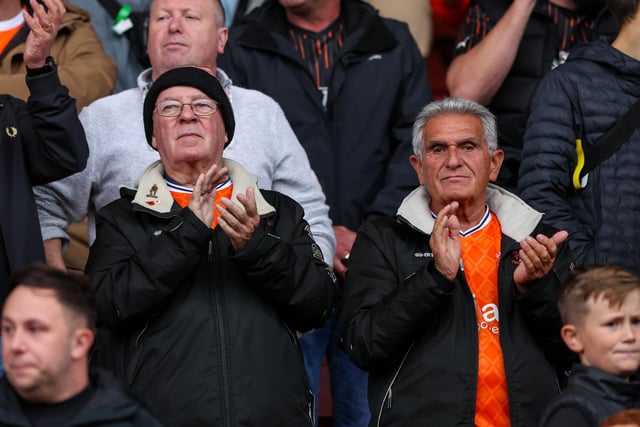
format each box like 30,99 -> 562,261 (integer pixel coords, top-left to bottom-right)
376,341 -> 415,427
457,270 -> 479,423
209,237 -> 232,427
126,321 -> 148,386
284,323 -> 314,425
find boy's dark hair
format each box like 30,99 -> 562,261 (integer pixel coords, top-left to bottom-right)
6,263 -> 97,330
558,265 -> 640,326
600,408 -> 640,426
606,0 -> 640,26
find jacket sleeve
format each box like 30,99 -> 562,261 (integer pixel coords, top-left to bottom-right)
86,205 -> 212,329
34,101 -> 104,244
230,192 -> 339,333
519,70 -> 594,265
368,24 -> 432,218
516,224 -> 576,371
338,219 -> 455,371
18,67 -> 88,185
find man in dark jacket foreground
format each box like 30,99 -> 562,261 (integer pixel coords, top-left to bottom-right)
85,66 -> 339,427
0,264 -> 163,427
519,0 -> 640,275
340,98 -> 575,427
0,0 -> 88,374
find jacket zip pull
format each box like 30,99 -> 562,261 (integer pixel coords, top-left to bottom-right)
386,389 -> 392,409
208,240 -> 213,263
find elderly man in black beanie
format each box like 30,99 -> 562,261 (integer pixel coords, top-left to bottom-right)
84,66 -> 339,427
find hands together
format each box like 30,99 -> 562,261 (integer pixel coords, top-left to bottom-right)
189,164 -> 229,226
430,201 -> 568,289
189,164 -> 260,250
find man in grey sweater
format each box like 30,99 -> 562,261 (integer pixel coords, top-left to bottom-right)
35,0 -> 335,270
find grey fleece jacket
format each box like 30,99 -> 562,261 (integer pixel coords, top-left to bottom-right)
34,68 -> 336,262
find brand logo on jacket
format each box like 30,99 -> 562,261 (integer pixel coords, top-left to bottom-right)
146,184 -> 158,198
5,126 -> 17,138
146,184 -> 159,206
511,250 -> 521,266
414,252 -> 434,259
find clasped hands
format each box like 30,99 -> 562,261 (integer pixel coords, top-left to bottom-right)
430,201 -> 568,292
188,164 -> 260,250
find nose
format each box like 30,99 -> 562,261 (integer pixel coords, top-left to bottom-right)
168,15 -> 182,33
178,103 -> 197,121
622,321 -> 637,342
7,329 -> 26,353
445,144 -> 463,167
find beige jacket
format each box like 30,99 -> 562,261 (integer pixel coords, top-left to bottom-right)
367,0 -> 432,56
0,2 -> 116,110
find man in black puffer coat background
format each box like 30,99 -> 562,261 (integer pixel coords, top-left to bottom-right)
519,0 -> 640,274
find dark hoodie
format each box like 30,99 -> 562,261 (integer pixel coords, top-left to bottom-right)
0,369 -> 163,427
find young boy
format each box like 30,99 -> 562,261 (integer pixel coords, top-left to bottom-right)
540,265 -> 640,427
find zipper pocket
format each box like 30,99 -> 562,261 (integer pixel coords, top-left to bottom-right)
125,322 -> 148,386
376,341 -> 415,427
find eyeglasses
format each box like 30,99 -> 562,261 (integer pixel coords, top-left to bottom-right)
155,99 -> 218,117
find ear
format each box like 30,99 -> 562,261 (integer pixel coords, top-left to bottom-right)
70,328 -> 95,361
409,154 -> 425,186
561,324 -> 584,354
151,134 -> 158,150
489,148 -> 504,182
217,27 -> 229,54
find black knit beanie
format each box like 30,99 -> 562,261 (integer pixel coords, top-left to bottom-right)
143,67 -> 235,148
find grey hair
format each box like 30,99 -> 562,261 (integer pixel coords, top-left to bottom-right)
411,97 -> 498,159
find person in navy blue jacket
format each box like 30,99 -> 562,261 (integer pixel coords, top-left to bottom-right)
519,0 -> 640,275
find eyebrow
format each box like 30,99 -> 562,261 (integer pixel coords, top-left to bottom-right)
425,138 -> 481,147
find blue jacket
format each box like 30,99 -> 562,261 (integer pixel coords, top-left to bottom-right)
462,0 -> 616,191
219,0 -> 432,230
519,38 -> 640,274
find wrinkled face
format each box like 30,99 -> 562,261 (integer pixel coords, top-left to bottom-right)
409,114 -> 503,212
148,0 -> 228,79
572,290 -> 640,378
152,85 -> 227,172
1,287 -> 77,401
